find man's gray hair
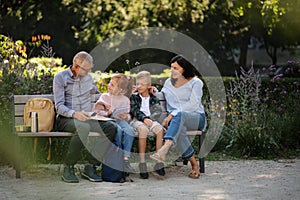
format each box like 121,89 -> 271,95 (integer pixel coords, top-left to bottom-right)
73,51 -> 93,66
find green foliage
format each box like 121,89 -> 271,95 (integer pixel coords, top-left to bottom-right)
0,35 -> 64,164
261,0 -> 286,35
218,66 -> 300,158
1,1 -> 299,73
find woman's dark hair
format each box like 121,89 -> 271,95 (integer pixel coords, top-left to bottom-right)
170,55 -> 195,78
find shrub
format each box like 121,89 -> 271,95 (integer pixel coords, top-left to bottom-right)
0,35 -> 65,164
220,65 -> 300,158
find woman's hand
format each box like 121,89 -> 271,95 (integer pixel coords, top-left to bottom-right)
162,114 -> 173,128
149,86 -> 158,94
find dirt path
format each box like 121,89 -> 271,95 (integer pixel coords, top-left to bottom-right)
0,159 -> 299,200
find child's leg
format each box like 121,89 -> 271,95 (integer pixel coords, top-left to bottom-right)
114,124 -> 123,148
151,123 -> 166,176
116,120 -> 135,159
151,123 -> 164,151
136,125 -> 149,163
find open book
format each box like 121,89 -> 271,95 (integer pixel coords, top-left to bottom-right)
111,106 -> 130,118
88,112 -> 114,121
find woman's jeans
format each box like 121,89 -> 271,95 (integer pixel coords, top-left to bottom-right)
163,111 -> 206,160
114,119 -> 135,158
55,116 -> 117,166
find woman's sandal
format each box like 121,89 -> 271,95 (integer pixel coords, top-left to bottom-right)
150,152 -> 165,163
188,169 -> 200,179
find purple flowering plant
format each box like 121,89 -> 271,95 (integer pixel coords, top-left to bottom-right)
222,63 -> 300,158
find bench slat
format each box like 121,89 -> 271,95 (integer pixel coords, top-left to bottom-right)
14,95 -> 55,103
14,105 -> 26,116
14,94 -> 99,104
17,132 -> 100,137
15,117 -> 24,125
186,131 -> 202,135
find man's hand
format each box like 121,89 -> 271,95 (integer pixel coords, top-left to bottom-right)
73,111 -> 90,121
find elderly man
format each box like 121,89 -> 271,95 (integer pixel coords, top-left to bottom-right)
53,51 -> 117,183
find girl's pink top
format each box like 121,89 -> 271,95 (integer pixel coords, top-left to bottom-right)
93,93 -> 131,121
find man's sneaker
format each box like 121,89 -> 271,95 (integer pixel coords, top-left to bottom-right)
124,160 -> 135,173
139,162 -> 149,179
61,165 -> 79,183
154,162 -> 165,176
81,164 -> 103,182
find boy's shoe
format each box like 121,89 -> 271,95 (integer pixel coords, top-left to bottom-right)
154,162 -> 165,176
81,164 -> 102,182
139,162 -> 149,179
124,160 -> 135,173
61,165 -> 79,183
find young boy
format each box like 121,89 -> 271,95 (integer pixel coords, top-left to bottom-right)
130,71 -> 165,179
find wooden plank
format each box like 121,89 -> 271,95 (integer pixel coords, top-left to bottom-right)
14,94 -> 99,104
186,131 -> 202,135
160,101 -> 167,112
17,131 -> 100,137
156,92 -> 167,113
14,95 -> 54,103
90,93 -> 101,102
14,105 -> 25,116
14,94 -> 99,116
156,92 -> 165,101
14,117 -> 24,125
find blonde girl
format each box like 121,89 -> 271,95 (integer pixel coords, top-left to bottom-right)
93,74 -> 135,173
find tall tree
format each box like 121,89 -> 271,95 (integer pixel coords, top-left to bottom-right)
1,0 -> 298,73
262,0 -> 300,65
0,0 -> 82,63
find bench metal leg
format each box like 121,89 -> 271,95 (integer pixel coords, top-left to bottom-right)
183,133 -> 205,173
183,159 -> 188,165
14,136 -> 21,178
199,157 -> 205,173
199,134 -> 205,173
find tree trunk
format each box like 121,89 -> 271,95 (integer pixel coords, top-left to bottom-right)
264,37 -> 278,65
239,34 -> 250,68
271,47 -> 277,65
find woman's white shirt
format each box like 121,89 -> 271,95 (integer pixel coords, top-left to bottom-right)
161,77 -> 204,116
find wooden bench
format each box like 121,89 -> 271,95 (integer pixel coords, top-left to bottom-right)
12,93 -> 205,178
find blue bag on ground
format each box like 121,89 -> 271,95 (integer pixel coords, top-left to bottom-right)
101,142 -> 126,183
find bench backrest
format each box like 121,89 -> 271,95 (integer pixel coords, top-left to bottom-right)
13,93 -> 166,126
13,94 -> 101,126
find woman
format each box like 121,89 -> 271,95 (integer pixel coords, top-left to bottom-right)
150,55 -> 206,179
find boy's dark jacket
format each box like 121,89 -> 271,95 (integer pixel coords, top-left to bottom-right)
130,93 -> 166,123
